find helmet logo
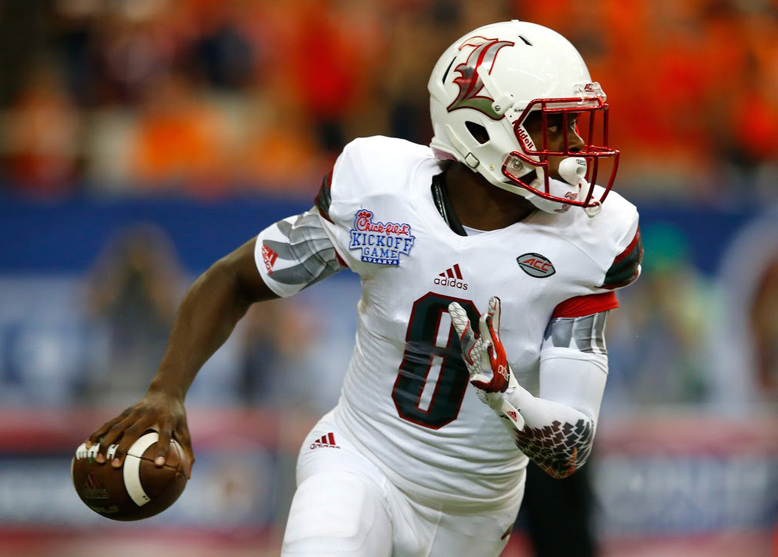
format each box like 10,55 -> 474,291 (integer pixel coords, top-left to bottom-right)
554,192 -> 578,214
447,36 -> 514,120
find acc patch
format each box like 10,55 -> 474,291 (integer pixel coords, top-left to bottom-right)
349,209 -> 415,266
517,253 -> 556,278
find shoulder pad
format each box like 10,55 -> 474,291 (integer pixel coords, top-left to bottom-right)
313,136 -> 433,212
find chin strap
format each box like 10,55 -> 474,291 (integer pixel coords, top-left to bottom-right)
584,201 -> 602,218
431,173 -> 468,236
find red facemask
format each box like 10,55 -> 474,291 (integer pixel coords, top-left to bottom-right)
502,96 -> 620,210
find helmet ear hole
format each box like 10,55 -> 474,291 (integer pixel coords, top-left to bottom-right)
465,122 -> 490,144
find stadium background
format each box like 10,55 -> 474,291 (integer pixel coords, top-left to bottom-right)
0,0 -> 776,555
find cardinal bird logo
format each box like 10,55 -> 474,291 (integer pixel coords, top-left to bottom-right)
447,36 -> 514,120
82,472 -> 109,500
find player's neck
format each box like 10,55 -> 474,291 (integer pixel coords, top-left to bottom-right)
443,163 -> 536,230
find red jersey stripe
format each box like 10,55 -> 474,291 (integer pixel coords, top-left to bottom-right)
552,292 -> 619,318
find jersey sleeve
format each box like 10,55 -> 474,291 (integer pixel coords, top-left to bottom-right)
254,207 -> 346,298
601,223 -> 643,290
256,137 -> 389,294
555,194 -> 642,316
551,291 -> 619,318
312,138 -> 413,278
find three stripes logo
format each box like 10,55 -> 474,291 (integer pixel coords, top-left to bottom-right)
310,432 -> 340,450
262,243 -> 278,275
82,472 -> 109,500
434,264 -> 468,290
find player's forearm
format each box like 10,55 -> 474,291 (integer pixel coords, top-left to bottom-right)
502,314 -> 610,478
504,386 -> 595,479
148,261 -> 253,398
499,350 -> 608,478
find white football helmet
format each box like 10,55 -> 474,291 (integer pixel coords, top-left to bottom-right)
429,20 -> 619,215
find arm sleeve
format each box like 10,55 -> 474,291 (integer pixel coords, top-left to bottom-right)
254,206 -> 346,298
502,311 -> 611,478
501,211 -> 642,468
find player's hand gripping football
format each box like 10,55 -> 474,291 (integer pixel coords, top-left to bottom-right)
84,388 -> 194,478
449,297 -> 525,430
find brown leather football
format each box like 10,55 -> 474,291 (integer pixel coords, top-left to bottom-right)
71,432 -> 187,521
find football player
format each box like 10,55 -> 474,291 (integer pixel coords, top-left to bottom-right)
86,20 -> 642,556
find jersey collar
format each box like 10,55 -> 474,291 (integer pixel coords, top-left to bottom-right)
431,173 -> 468,237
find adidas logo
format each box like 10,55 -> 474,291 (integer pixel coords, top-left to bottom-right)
262,244 -> 278,275
310,432 -> 340,450
434,264 -> 468,290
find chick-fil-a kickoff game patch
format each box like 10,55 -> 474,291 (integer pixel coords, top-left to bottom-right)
349,209 -> 416,266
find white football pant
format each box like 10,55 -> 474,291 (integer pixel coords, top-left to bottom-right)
281,411 -> 524,556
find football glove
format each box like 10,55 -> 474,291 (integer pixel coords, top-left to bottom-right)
449,296 -> 525,430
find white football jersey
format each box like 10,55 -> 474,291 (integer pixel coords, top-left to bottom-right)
257,136 -> 639,509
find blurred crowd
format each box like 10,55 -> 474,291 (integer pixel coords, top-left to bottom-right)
0,0 -> 776,202
0,0 -> 776,413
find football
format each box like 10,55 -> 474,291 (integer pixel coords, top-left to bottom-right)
71,431 -> 188,521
